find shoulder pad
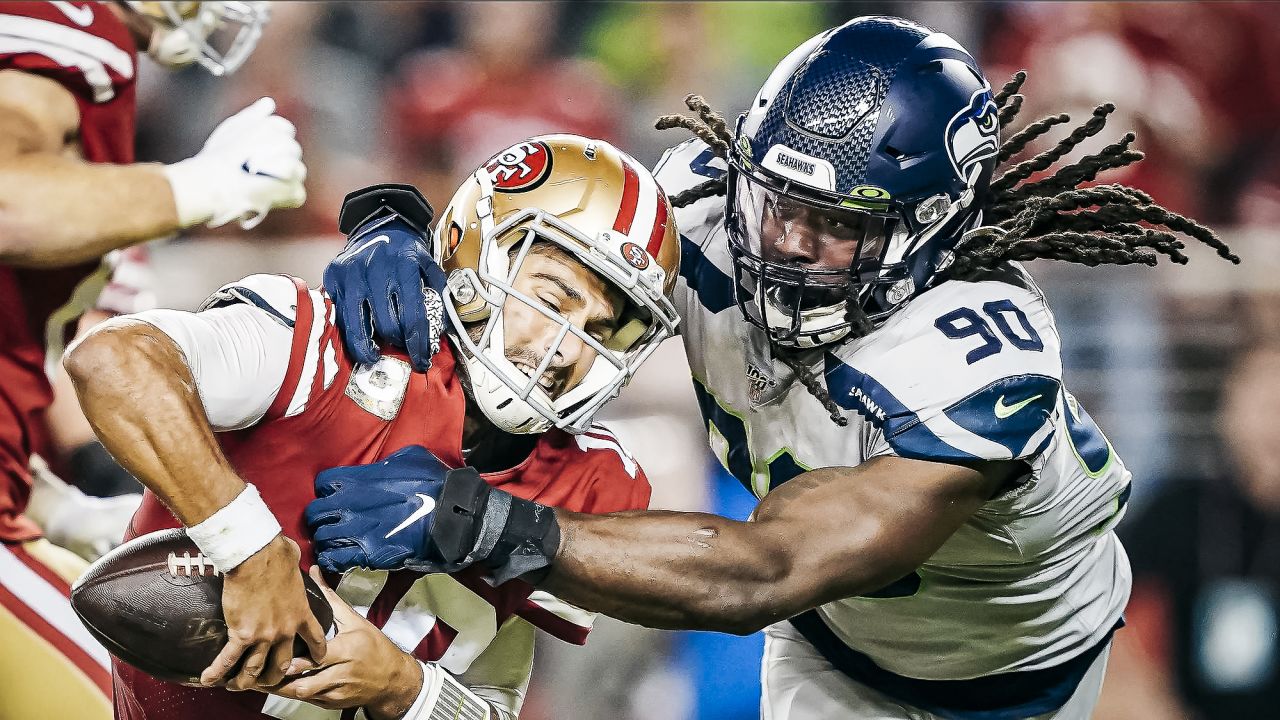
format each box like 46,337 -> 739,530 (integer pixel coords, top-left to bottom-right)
825,280 -> 1062,462
574,424 -> 640,480
653,139 -> 728,242
199,274 -> 305,329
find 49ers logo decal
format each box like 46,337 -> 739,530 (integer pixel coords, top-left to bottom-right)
620,242 -> 650,270
484,141 -> 552,193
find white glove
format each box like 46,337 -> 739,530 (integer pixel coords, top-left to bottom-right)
25,456 -> 141,563
163,97 -> 307,230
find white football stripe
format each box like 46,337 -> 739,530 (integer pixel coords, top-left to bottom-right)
0,15 -> 134,102
575,427 -> 638,478
526,590 -> 595,630
0,543 -> 111,669
284,290 -> 327,417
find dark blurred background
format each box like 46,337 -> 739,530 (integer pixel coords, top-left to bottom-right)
121,3 -> 1280,718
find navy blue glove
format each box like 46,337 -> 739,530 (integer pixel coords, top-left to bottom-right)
307,445 -> 563,582
306,445 -> 456,574
324,184 -> 448,372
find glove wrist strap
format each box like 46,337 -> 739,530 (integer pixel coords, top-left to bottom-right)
480,491 -> 560,585
428,467 -> 561,584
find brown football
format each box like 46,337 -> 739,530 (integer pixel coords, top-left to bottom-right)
70,528 -> 334,684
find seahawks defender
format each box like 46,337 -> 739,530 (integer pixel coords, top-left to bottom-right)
313,17 -> 1238,719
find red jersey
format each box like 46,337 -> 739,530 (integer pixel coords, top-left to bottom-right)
0,0 -> 138,541
114,276 -> 651,719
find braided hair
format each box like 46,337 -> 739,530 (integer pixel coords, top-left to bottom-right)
655,76 -> 1239,426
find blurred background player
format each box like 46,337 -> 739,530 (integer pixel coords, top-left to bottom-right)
65,137 -> 678,719
1100,345 -> 1280,720
0,2 -> 304,718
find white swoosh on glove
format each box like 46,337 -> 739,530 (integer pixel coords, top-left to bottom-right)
384,493 -> 437,539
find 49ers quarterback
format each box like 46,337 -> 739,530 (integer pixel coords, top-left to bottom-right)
0,2 -> 302,716
65,136 -> 680,719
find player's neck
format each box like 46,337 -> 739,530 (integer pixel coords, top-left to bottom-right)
460,402 -> 539,473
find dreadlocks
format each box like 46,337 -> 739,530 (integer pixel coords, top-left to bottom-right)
655,75 -> 1239,426
948,76 -> 1240,277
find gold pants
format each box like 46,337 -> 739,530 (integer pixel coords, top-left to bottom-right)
0,538 -> 112,720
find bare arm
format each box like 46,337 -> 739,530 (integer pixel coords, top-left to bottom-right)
540,455 -> 1011,635
64,317 -> 325,689
0,70 -> 180,267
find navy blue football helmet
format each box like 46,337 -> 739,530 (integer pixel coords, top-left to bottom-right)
726,16 -> 999,348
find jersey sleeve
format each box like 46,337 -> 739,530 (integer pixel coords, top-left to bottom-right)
653,139 -> 738,319
653,138 -> 729,245
572,424 -> 652,513
199,273 -> 342,423
127,274 -> 303,431
0,2 -> 135,103
825,280 -> 1064,463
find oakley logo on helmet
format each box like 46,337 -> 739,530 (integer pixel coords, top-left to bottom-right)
762,145 -> 836,191
945,87 -> 1000,182
484,140 -> 553,192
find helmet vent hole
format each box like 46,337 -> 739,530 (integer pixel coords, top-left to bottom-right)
496,398 -> 513,410
885,145 -> 907,161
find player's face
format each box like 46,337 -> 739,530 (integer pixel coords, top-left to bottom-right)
500,246 -> 623,400
757,195 -> 884,271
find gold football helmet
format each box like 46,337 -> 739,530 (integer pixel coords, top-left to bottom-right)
124,2 -> 268,75
436,134 -> 680,434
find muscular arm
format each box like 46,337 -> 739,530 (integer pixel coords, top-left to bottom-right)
0,70 -> 180,267
63,318 -> 242,522
64,314 -> 325,688
540,455 -> 1012,635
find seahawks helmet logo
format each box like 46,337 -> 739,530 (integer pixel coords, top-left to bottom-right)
945,86 -> 999,182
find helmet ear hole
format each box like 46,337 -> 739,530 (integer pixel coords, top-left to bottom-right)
606,318 -> 649,353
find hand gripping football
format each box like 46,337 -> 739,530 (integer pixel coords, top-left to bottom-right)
70,528 -> 334,684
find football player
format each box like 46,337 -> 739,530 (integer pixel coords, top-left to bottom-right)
311,17 -> 1242,720
0,2 -> 301,716
65,136 -> 679,719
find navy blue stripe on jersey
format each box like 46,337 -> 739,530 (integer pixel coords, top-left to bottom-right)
789,611 -> 1123,719
824,355 -> 982,463
206,287 -> 296,328
679,234 -> 735,313
941,375 -> 1061,459
1065,397 -> 1112,474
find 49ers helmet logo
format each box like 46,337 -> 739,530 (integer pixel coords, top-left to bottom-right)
484,141 -> 553,193
620,241 -> 650,270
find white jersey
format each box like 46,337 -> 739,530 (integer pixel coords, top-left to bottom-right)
655,139 -> 1132,683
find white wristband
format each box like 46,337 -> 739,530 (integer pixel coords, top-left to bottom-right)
401,662 -> 491,720
162,158 -> 218,228
186,484 -> 282,573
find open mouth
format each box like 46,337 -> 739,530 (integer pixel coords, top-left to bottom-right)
766,282 -> 848,314
514,361 -> 561,397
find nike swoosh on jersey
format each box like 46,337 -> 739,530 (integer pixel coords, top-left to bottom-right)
384,493 -> 437,539
52,1 -> 94,26
994,393 -> 1043,419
